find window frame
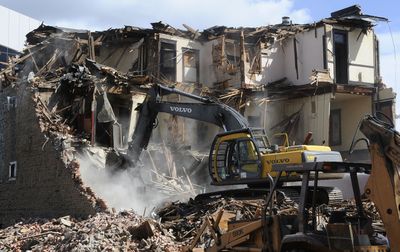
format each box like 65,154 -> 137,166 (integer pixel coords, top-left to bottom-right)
8,161 -> 17,181
159,40 -> 177,82
182,48 -> 200,84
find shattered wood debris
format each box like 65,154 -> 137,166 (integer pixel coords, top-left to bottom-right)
145,144 -> 207,199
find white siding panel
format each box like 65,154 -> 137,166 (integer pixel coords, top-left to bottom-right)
0,6 -> 41,51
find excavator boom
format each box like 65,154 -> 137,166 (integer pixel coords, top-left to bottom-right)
127,84 -> 249,166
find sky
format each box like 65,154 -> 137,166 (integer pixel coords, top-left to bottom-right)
1,0 -> 399,122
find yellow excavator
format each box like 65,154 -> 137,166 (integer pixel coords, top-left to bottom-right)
188,115 -> 400,251
107,83 -> 342,202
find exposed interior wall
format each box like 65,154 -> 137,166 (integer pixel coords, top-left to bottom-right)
330,93 -> 372,152
348,28 -> 375,85
283,27 -> 325,85
260,93 -> 331,146
326,24 -> 376,85
247,26 -> 325,86
97,40 -> 143,73
254,42 -> 285,85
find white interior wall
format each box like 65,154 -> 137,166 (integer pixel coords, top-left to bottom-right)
348,28 -> 375,84
248,26 -> 325,86
0,6 -> 41,51
284,27 -> 325,85
251,43 -> 285,84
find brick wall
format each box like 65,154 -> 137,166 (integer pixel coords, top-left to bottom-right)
0,85 -> 99,227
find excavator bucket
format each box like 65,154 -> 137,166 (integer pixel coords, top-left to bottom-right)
360,115 -> 400,252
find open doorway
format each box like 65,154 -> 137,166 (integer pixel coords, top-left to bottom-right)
333,30 -> 348,84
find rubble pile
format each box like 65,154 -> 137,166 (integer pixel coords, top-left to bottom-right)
0,211 -> 180,252
154,197 -> 384,248
0,191 -> 384,251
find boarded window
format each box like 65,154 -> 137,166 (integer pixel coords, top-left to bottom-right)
182,49 -> 199,83
329,109 -> 341,146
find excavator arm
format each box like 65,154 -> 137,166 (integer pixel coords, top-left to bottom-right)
360,115 -> 400,251
127,84 -> 249,166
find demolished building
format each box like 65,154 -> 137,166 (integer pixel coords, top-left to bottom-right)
0,5 -> 396,227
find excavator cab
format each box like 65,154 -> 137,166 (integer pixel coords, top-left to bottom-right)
209,127 -> 344,186
209,129 -> 263,185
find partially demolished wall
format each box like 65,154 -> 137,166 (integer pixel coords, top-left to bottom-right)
0,83 -> 105,227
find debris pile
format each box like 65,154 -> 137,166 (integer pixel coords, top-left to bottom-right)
0,211 -> 180,252
154,197 -> 384,249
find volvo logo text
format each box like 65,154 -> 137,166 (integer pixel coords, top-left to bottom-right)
170,106 -> 192,113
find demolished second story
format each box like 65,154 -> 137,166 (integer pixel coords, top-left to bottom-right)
24,5 -> 386,92
88,6 -> 387,90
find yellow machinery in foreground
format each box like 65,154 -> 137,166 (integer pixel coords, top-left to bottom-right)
188,115 -> 400,252
208,129 -> 342,186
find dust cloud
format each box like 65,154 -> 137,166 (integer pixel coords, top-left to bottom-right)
77,144 -> 207,215
78,148 -> 167,215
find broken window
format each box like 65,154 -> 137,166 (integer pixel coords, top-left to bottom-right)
9,161 -> 17,180
247,43 -> 261,74
225,41 -> 240,67
0,45 -> 19,70
329,109 -> 342,146
159,41 -> 177,82
182,49 -> 199,83
333,30 -> 348,84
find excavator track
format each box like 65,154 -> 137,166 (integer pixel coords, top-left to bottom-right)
194,186 -> 342,205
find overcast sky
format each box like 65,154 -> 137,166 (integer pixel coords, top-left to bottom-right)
1,0 -> 399,121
